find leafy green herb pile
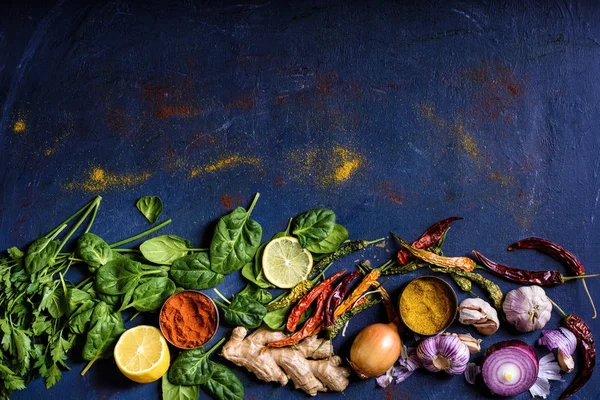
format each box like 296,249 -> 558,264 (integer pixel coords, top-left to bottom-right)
1,193 -> 375,400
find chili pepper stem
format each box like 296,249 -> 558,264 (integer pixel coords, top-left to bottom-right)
582,279 -> 597,319
547,297 -> 568,318
563,273 -> 600,280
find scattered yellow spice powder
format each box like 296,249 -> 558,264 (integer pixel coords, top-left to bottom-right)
13,120 -> 26,133
190,155 -> 261,177
399,277 -> 455,335
65,167 -> 151,192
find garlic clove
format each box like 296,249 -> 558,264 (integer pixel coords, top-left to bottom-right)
459,298 -> 500,335
557,350 -> 575,373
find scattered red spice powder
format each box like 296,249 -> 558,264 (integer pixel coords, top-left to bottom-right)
221,195 -> 232,208
159,291 -> 218,349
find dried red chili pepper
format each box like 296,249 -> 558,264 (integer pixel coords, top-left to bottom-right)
396,216 -> 462,265
286,270 -> 345,332
268,290 -> 329,348
559,314 -> 596,400
472,250 -> 564,286
324,271 -> 361,327
508,237 -> 596,318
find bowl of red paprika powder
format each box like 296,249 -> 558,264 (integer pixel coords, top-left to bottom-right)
159,290 -> 219,349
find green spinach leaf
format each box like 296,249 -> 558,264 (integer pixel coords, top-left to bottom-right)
140,235 -> 198,265
136,196 -> 163,224
7,247 -> 24,259
25,238 -> 60,274
292,208 -> 335,247
203,361 -> 244,400
76,233 -> 113,272
39,284 -> 66,319
162,374 -> 199,400
168,346 -> 214,385
263,305 -> 312,331
81,302 -> 124,374
170,253 -> 224,290
306,223 -> 348,254
95,258 -> 142,295
127,277 -> 176,312
210,194 -> 262,275
215,295 -> 267,329
237,284 -> 272,304
69,299 -> 96,335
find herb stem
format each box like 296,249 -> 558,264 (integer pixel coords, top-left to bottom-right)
75,276 -> 92,289
113,249 -> 140,253
55,197 -> 102,255
206,337 -> 227,356
247,192 -> 260,215
45,196 -> 101,238
84,201 -> 100,234
80,359 -> 96,376
213,288 -> 231,305
109,219 -> 172,248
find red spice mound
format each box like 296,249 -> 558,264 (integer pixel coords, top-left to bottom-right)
160,291 -> 218,349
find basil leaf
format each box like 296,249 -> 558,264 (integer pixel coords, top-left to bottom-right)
136,196 -> 163,224
140,235 -> 193,265
210,195 -> 262,275
306,223 -> 348,254
170,253 -> 224,290
218,295 -> 267,329
76,233 -> 113,272
25,237 -> 60,274
162,374 -> 199,400
237,284 -> 272,304
292,208 -> 335,247
82,303 -> 124,362
168,347 -> 213,385
130,277 -> 175,312
203,361 -> 244,400
95,258 -> 142,295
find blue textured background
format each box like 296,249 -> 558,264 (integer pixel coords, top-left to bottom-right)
1,1 -> 599,399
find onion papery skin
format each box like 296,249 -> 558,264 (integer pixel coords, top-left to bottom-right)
350,323 -> 402,378
416,335 -> 470,375
482,340 -> 539,397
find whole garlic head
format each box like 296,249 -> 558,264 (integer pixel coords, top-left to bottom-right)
458,298 -> 500,335
502,285 -> 552,332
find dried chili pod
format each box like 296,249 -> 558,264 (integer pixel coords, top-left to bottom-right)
398,237 -> 475,272
268,290 -> 330,347
473,250 -> 564,286
286,270 -> 345,332
325,296 -> 381,339
509,237 -> 596,318
311,238 -> 384,276
430,267 -> 503,310
559,314 -> 596,399
324,271 -> 361,327
266,279 -> 313,311
333,269 -> 380,319
396,216 -> 462,265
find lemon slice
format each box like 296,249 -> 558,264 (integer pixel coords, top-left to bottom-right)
262,236 -> 313,288
114,325 -> 170,383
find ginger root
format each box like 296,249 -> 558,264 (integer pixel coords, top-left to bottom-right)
222,327 -> 351,396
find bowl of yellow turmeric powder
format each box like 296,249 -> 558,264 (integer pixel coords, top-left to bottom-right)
398,276 -> 458,336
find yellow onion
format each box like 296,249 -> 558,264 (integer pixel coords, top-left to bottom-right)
349,323 -> 401,378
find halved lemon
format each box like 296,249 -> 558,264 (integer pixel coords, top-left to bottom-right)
262,236 -> 313,288
114,325 -> 170,383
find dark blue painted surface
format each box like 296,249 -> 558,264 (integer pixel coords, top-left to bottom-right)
1,0 -> 599,399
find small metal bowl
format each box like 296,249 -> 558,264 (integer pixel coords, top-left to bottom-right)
398,276 -> 458,336
159,290 -> 219,349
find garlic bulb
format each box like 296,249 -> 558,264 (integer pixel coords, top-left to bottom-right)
459,298 -> 500,335
416,335 -> 470,375
502,286 -> 552,332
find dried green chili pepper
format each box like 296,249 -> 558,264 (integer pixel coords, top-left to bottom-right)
266,280 -> 313,311
324,296 -> 381,340
450,273 -> 473,293
430,267 -> 503,310
310,238 -> 384,276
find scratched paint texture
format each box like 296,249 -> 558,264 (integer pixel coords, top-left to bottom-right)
1,0 -> 599,399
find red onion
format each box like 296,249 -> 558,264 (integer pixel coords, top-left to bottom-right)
482,340 -> 539,397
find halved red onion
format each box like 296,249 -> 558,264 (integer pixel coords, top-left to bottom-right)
464,362 -> 481,384
482,340 -> 539,396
